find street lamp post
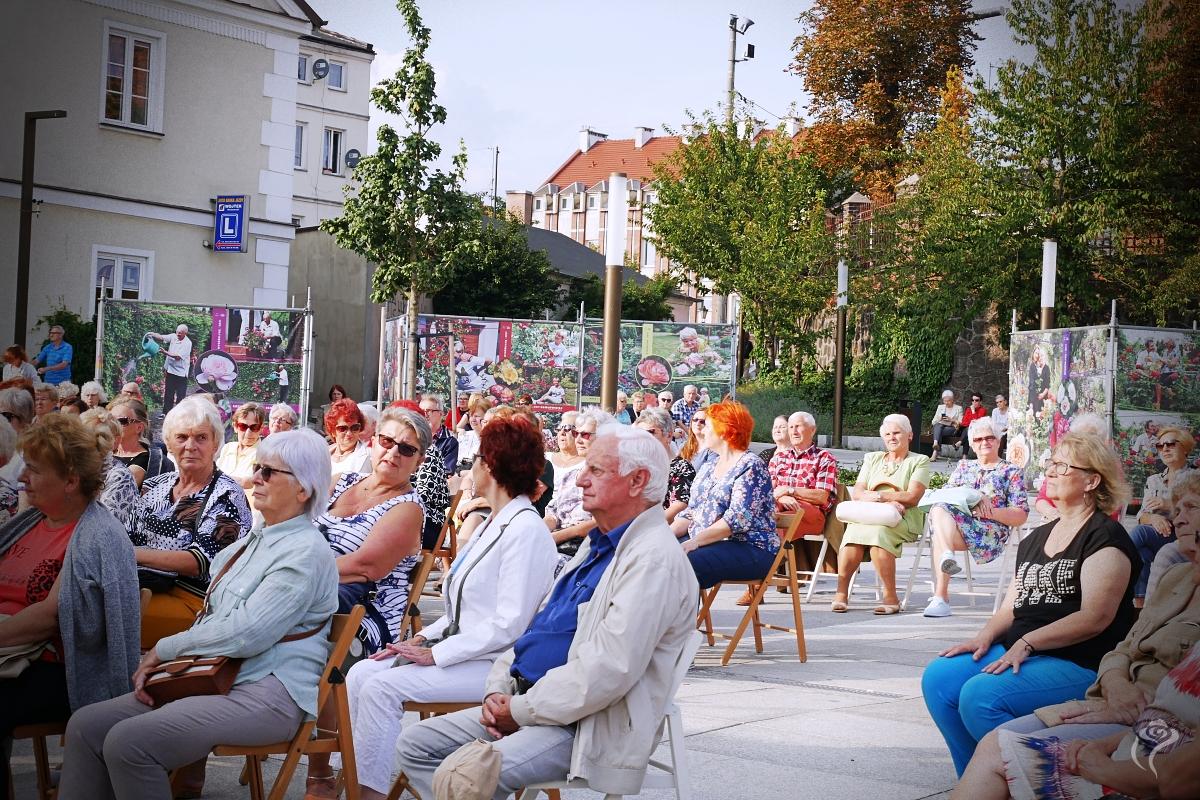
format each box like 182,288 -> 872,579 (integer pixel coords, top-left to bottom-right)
832,259 -> 848,449
15,109 -> 67,350
726,14 -> 754,125
1040,239 -> 1057,330
601,172 -> 629,411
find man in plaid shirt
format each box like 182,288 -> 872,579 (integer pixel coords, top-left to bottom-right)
767,411 -> 838,534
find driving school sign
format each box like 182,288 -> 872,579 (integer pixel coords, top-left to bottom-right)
213,195 -> 247,252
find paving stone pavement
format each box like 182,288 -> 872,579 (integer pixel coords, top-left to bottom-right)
10,537 -> 995,799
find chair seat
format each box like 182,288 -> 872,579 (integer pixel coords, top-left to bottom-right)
212,731 -> 341,758
11,722 -> 66,738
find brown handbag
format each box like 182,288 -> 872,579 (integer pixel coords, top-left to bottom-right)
142,539 -> 324,706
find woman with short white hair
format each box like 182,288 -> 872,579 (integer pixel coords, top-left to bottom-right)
268,403 -> 298,434
0,417 -> 18,526
78,408 -> 140,530
924,417 -> 1029,618
0,387 -> 34,490
80,380 -> 106,409
55,381 -> 80,404
358,402 -> 380,445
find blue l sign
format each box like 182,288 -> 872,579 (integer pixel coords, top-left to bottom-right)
213,195 -> 247,252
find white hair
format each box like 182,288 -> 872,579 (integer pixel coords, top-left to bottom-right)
256,428 -> 331,518
635,407 -> 673,434
577,407 -> 615,429
162,396 -> 225,450
679,327 -> 698,339
967,416 -> 997,442
0,416 -> 17,463
597,423 -> 669,503
880,413 -> 912,436
684,384 -> 698,393
0,388 -> 34,426
358,402 -> 380,424
81,381 -> 106,402
176,324 -> 189,334
56,381 -> 80,400
269,404 -> 298,424
1069,413 -> 1109,438
616,390 -> 628,401
789,411 -> 816,429
941,389 -> 955,400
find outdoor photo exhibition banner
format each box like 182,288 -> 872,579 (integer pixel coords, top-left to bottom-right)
100,299 -> 308,436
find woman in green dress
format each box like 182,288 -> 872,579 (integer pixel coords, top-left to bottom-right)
832,413 -> 930,615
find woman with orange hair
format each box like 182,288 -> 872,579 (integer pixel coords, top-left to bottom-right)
325,398 -> 370,479
670,400 -> 778,588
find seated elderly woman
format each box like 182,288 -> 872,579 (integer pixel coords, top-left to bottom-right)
268,402 -> 298,435
326,398 -> 371,479
543,409 -> 605,557
333,416 -> 559,800
78,408 -> 141,530
0,418 -> 17,526
1126,425 -> 1194,608
130,396 -> 252,649
922,432 -> 1138,777
58,429 -> 339,799
670,400 -> 778,588
0,415 -> 140,793
0,386 -> 34,489
832,413 -> 930,615
80,380 -> 106,409
951,470 -> 1200,799
108,396 -> 173,489
454,394 -> 491,474
636,406 -> 694,523
32,383 -> 57,423
924,417 -> 1029,618
217,402 -> 266,492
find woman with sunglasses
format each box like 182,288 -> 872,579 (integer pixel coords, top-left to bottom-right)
325,397 -> 371,479
542,409 -> 603,558
547,410 -> 582,477
1126,425 -> 1195,608
922,432 -> 1137,778
108,395 -> 173,489
924,417 -> 1029,618
636,407 -> 693,524
305,407 -> 427,796
217,402 -> 266,492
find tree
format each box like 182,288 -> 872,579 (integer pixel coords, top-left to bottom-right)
790,0 -> 978,198
558,272 -> 677,322
432,210 -> 560,319
649,113 -> 836,376
321,0 -> 479,397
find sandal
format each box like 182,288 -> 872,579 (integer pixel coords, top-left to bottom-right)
873,604 -> 901,615
830,599 -> 849,613
304,774 -> 339,800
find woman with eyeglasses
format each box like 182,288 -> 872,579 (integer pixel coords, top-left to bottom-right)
59,429 -> 339,800
305,407 -> 427,796
924,417 -> 1029,618
78,408 -> 141,530
635,407 -> 693,523
108,395 -> 173,489
542,409 -> 603,558
325,397 -> 371,479
547,410 -> 582,476
1127,425 -> 1195,609
922,432 -> 1137,778
217,402 -> 266,492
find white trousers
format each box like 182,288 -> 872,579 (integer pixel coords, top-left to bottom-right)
339,655 -> 494,793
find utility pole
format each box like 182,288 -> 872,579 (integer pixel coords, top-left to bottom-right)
832,260 -> 848,449
726,15 -> 754,124
491,146 -> 500,212
15,109 -> 67,349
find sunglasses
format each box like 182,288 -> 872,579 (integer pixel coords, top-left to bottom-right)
235,422 -> 262,432
114,416 -> 137,426
1156,440 -> 1180,451
971,435 -> 997,444
252,463 -> 294,481
376,433 -> 419,457
693,418 -> 707,427
575,430 -> 595,440
556,425 -> 575,433
335,423 -> 363,434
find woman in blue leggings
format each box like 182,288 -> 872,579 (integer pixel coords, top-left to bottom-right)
922,433 -> 1138,776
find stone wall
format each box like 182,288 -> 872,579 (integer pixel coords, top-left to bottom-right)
948,307 -> 1010,401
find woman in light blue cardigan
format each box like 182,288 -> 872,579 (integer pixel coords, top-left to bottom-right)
59,430 -> 339,800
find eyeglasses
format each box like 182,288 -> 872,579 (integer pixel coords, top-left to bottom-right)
335,423 -> 363,434
421,407 -> 443,415
234,421 -> 262,432
114,416 -> 137,426
375,433 -> 419,457
1156,440 -> 1180,451
1045,460 -> 1096,477
971,398 -> 982,403
575,430 -> 595,440
556,425 -> 575,433
971,435 -> 997,444
693,418 -> 707,427
252,463 -> 294,481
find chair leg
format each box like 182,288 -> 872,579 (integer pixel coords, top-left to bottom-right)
964,555 -> 975,606
32,735 -> 52,800
665,707 -> 691,800
247,754 -> 266,800
336,682 -> 361,800
900,522 -> 931,611
386,773 -> 415,800
720,575 -> 773,666
750,588 -> 764,653
786,547 -> 808,663
803,537 -> 829,604
239,758 -> 250,786
696,586 -> 720,647
265,720 -> 314,800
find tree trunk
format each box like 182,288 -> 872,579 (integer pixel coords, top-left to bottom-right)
404,281 -> 420,400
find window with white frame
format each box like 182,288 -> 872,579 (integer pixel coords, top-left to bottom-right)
534,198 -> 542,211
94,249 -> 151,311
294,123 -> 306,169
587,195 -> 597,209
573,194 -> 583,211
101,22 -> 165,132
327,60 -> 346,90
323,128 -> 343,174
560,196 -> 570,211
297,54 -> 309,82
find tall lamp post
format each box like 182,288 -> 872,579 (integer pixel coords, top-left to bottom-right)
726,14 -> 754,124
832,259 -> 848,449
600,172 -> 629,411
15,109 -> 67,349
1040,239 -> 1057,329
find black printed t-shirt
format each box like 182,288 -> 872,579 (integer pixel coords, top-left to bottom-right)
1004,510 -> 1138,670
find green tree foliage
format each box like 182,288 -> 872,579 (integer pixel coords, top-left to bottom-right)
320,0 -> 479,397
432,210 -> 560,319
559,273 -> 677,322
649,113 -> 837,377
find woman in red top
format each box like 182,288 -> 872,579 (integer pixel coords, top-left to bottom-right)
960,392 -> 988,459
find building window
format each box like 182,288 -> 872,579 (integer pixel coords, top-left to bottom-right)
587,195 -> 597,209
323,128 -> 343,174
94,248 -> 152,311
101,22 -> 165,132
292,215 -> 304,227
294,123 -> 306,169
560,196 -> 570,211
297,54 -> 308,81
533,198 -> 542,211
327,61 -> 346,90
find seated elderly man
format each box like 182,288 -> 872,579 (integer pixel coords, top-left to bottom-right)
395,425 -> 699,799
768,412 -> 838,529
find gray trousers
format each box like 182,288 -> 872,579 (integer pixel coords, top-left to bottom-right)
395,706 -> 575,800
58,675 -> 303,800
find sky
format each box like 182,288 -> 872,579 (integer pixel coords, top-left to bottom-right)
306,1 -> 1024,199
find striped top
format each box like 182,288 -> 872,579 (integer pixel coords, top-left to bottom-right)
314,472 -> 424,652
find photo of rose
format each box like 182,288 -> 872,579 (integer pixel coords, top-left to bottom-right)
636,355 -> 672,389
195,351 -> 238,392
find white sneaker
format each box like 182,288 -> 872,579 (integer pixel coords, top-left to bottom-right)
924,597 -> 953,617
940,551 -> 962,576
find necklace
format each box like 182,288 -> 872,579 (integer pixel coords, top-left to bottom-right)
880,454 -> 904,477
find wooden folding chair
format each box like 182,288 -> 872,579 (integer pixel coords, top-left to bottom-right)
211,605 -> 365,800
399,551 -> 438,641
696,514 -> 809,665
423,491 -> 462,600
384,702 -> 480,800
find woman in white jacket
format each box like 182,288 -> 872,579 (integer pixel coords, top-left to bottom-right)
337,416 -> 559,800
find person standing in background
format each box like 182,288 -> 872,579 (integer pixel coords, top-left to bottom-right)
990,394 -> 1010,457
150,325 -> 193,414
274,365 -> 289,403
33,325 -> 72,386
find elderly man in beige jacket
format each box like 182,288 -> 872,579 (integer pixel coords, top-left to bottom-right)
395,424 -> 699,800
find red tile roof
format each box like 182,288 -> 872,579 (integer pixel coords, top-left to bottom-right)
544,136 -> 683,189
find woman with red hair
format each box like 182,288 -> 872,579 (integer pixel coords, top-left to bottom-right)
326,398 -> 370,478
670,400 -> 778,588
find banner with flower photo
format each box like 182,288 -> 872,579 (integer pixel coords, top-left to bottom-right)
99,299 -> 310,437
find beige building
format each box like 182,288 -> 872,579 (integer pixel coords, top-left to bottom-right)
0,0 -> 369,348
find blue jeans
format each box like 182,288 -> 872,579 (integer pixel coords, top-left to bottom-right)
1129,523 -> 1175,599
921,644 -> 1097,776
687,539 -> 778,590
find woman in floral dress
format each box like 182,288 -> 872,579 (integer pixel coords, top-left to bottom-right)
924,416 -> 1029,618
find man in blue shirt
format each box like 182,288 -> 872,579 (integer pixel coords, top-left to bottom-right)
33,325 -> 72,385
419,394 -> 459,475
397,426 -> 699,799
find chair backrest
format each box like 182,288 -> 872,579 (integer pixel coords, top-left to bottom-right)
139,587 -> 152,612
433,490 -> 463,558
315,606 -> 365,713
401,550 -> 437,639
667,630 -> 703,701
775,510 -> 809,544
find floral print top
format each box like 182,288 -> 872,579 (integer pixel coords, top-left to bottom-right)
667,457 -> 696,508
938,459 -> 1029,564
681,451 -> 778,552
98,456 -> 140,531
